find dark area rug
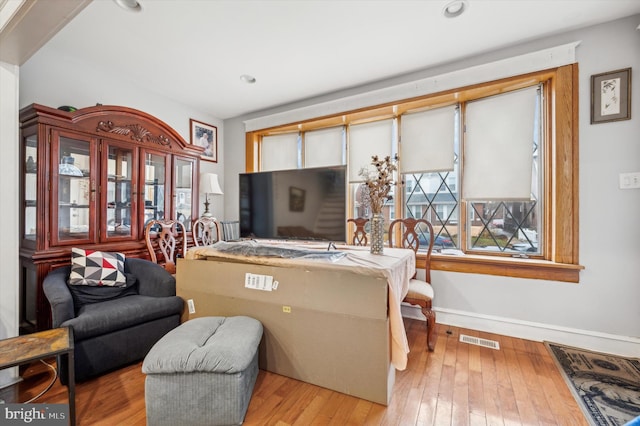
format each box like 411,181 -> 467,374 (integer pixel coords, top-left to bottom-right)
545,342 -> 640,426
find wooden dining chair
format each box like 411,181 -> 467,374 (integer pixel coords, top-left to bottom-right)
347,217 -> 369,246
192,217 -> 222,247
144,219 -> 187,275
388,217 -> 436,351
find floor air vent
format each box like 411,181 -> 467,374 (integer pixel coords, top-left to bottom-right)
459,334 -> 500,350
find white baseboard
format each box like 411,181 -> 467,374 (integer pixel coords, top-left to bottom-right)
401,305 -> 640,358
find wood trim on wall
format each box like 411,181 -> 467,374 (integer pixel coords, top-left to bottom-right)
552,63 -> 580,265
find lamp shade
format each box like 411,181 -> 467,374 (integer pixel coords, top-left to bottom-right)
199,173 -> 223,195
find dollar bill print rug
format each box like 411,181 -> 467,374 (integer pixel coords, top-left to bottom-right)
545,342 -> 640,426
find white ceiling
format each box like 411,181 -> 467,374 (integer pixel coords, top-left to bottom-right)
16,0 -> 640,119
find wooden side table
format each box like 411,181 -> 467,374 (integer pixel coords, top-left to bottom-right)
0,327 -> 75,426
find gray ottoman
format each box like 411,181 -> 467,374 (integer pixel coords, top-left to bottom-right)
142,316 -> 263,426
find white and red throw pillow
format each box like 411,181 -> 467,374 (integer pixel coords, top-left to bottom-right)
68,248 -> 126,287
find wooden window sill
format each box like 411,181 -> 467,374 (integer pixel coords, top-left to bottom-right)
419,253 -> 584,283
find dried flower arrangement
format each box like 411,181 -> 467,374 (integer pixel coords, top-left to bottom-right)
358,155 -> 397,214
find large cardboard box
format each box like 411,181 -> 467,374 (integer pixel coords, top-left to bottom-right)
176,257 -> 395,405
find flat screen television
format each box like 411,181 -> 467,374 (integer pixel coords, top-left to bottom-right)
239,165 -> 346,242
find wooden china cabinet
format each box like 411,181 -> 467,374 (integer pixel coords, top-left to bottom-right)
19,104 -> 202,333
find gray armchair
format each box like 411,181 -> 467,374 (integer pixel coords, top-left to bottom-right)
43,257 -> 184,383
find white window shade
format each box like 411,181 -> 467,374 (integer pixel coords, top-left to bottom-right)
261,133 -> 298,171
348,119 -> 394,182
304,126 -> 344,168
400,105 -> 456,173
463,86 -> 538,200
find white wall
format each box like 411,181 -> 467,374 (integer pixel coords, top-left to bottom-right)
18,47 -> 226,219
0,60 -> 20,388
224,15 -> 640,355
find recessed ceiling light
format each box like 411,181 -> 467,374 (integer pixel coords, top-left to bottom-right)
114,0 -> 142,12
442,0 -> 468,18
240,74 -> 256,84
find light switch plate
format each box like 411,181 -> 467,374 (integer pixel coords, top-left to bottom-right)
619,172 -> 640,189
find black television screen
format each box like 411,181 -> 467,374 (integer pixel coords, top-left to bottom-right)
239,165 -> 346,242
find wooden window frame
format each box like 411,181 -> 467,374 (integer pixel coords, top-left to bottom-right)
246,64 -> 583,283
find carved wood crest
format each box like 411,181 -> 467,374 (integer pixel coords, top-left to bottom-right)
96,120 -> 171,146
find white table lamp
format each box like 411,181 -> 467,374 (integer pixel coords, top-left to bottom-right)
199,173 -> 223,217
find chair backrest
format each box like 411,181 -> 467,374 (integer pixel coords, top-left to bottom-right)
144,219 -> 187,274
347,217 -> 369,246
220,220 -> 240,241
192,217 -> 222,246
388,218 -> 434,283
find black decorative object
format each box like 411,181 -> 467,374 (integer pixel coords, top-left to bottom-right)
57,105 -> 77,112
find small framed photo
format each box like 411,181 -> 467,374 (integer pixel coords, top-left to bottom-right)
190,119 -> 218,162
591,68 -> 631,124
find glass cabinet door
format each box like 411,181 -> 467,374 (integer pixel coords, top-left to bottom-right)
51,131 -> 96,245
23,132 -> 38,245
103,142 -> 137,240
142,150 -> 170,228
174,157 -> 195,231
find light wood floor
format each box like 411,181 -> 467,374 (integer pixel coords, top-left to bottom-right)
1,319 -> 588,425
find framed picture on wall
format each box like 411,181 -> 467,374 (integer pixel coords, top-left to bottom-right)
189,119 -> 218,162
289,187 -> 306,212
590,68 -> 631,124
